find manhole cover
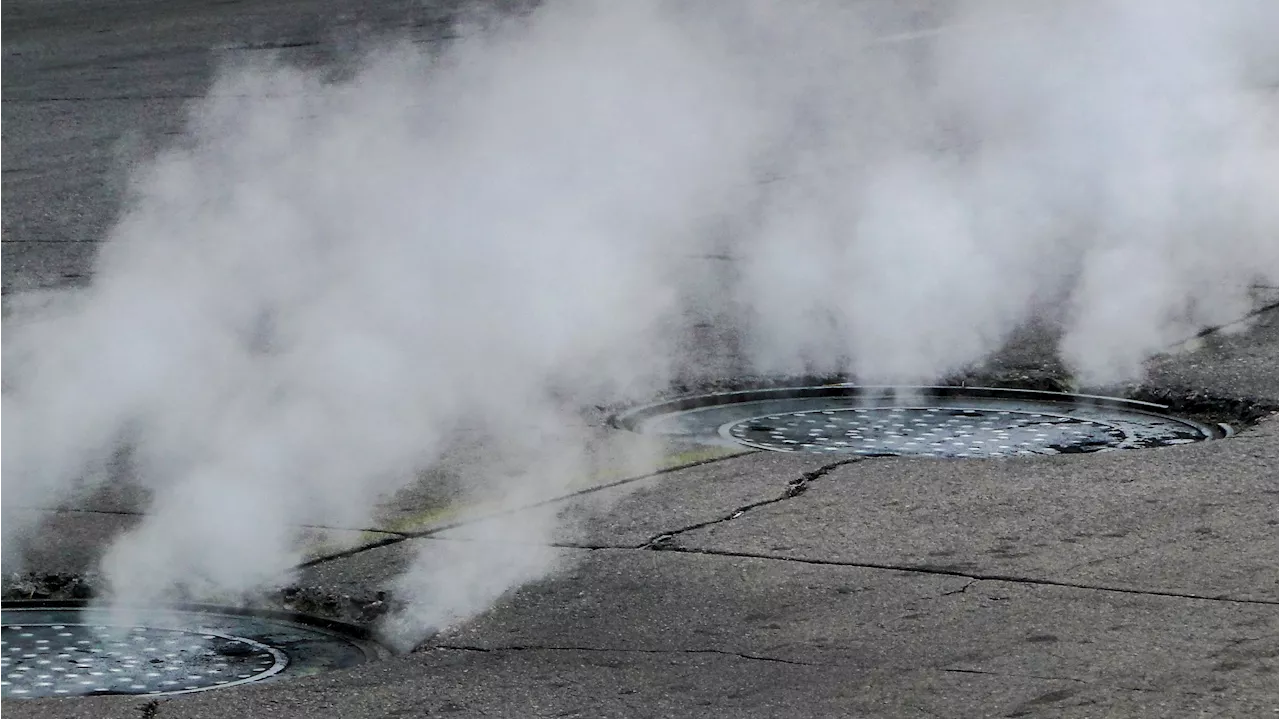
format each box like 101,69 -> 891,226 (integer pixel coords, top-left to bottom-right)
0,603 -> 384,698
615,386 -> 1227,457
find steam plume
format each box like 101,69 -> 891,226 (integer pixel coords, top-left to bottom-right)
3,0 -> 1274,647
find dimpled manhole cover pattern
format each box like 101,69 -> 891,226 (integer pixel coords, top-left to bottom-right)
615,386 -> 1226,458
2,624 -> 282,696
1,605 -> 383,698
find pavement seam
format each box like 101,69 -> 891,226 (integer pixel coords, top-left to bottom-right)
1168,300 -> 1279,347
432,643 -> 820,666
408,449 -> 755,538
294,534 -> 410,569
638,457 -> 864,550
295,450 -> 752,569
635,546 -> 1278,605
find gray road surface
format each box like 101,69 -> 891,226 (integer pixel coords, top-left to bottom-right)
3,2 -> 1277,718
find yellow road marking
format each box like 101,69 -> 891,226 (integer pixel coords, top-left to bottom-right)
301,444 -> 749,561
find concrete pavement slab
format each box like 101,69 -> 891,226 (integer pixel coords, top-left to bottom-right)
2,242 -> 99,292
1142,307 -> 1279,403
0,695 -> 141,719
670,432 -> 1277,601
8,547 -> 1274,718
2,96 -> 191,254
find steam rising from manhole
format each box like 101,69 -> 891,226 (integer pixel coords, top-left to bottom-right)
0,604 -> 384,698
615,386 -> 1227,457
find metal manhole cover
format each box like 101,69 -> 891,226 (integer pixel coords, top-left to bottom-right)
1,603 -> 384,698
615,386 -> 1227,458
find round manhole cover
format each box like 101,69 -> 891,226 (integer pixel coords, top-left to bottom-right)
0,603 -> 384,698
615,386 -> 1227,457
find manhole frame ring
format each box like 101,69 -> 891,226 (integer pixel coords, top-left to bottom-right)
0,599 -> 391,699
613,385 -> 1229,453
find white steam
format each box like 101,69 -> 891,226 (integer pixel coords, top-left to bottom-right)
3,0 -> 1275,646
733,0 -> 1277,383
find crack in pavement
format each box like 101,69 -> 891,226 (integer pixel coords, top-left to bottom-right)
639,457 -> 863,549
942,668 -> 1209,698
941,579 -> 978,596
434,643 -> 820,666
942,667 -> 1090,684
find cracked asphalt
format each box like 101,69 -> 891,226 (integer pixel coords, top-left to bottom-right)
3,1 -> 1278,718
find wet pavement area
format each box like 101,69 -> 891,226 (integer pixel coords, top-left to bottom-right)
3,2 -> 1277,717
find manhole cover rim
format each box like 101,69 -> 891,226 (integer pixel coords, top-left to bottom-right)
0,601 -> 388,699
614,385 -> 1228,456
613,385 -> 1196,431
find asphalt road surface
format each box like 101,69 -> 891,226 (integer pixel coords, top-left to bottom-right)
3,1 -> 1277,718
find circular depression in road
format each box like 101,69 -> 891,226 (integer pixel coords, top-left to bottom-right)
615,386 -> 1227,457
1,604 -> 384,698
